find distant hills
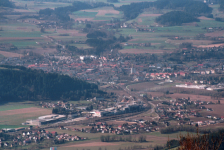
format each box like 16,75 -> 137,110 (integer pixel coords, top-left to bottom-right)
0,65 -> 105,103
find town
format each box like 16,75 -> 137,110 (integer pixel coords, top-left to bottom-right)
1,0 -> 224,149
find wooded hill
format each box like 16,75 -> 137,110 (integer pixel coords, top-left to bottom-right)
0,65 -> 105,103
155,11 -> 199,26
118,0 -> 212,21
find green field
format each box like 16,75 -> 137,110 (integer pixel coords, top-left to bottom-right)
0,102 -> 35,111
0,102 -> 51,125
73,11 -> 98,17
0,125 -> 29,129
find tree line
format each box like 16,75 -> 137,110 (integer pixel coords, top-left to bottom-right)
0,65 -> 105,103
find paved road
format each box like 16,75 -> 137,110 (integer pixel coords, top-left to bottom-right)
118,83 -> 159,120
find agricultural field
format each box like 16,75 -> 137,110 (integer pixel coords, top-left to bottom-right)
1,0 -> 224,56
127,81 -> 177,92
0,102 -> 51,125
43,127 -> 194,150
117,4 -> 224,53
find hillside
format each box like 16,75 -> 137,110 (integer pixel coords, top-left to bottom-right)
0,65 -> 105,103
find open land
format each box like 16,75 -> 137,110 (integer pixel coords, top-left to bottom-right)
0,50 -> 22,57
0,102 -> 51,125
119,48 -> 168,54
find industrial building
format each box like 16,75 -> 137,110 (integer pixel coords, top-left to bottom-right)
25,114 -> 66,126
90,104 -> 143,118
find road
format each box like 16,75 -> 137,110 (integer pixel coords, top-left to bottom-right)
117,83 -> 159,120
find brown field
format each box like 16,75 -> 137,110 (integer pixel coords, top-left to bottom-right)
64,142 -> 118,148
197,43 -> 224,48
0,107 -> 51,116
119,49 -> 169,54
198,16 -> 214,20
200,122 -> 224,129
0,50 -> 22,57
0,37 -> 44,41
74,18 -> 94,21
129,39 -> 139,42
138,18 -> 142,22
200,104 -> 224,117
139,14 -> 162,17
80,7 -> 119,16
205,31 -> 224,37
19,48 -> 56,55
189,117 -> 210,122
151,43 -> 161,46
56,29 -> 87,36
13,9 -> 32,13
97,10 -> 119,16
128,82 -> 156,91
106,120 -> 137,125
166,39 -> 213,45
147,92 -> 224,102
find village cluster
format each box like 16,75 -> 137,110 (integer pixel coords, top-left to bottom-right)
66,121 -> 159,135
2,45 -> 224,93
155,97 -> 224,127
0,127 -> 87,148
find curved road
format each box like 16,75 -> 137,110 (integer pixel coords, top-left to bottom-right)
117,83 -> 159,120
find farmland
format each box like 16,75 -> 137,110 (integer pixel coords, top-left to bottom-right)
0,0 -> 224,56
40,126 -> 194,150
1,0 -> 224,149
43,126 -> 192,150
0,102 -> 51,125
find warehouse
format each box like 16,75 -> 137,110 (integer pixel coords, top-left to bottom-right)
25,114 -> 66,125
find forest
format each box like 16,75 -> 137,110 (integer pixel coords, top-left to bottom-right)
155,11 -> 199,26
0,65 -> 105,103
0,0 -> 14,8
118,0 -> 212,20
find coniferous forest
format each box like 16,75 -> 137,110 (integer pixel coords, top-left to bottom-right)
0,65 -> 105,103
